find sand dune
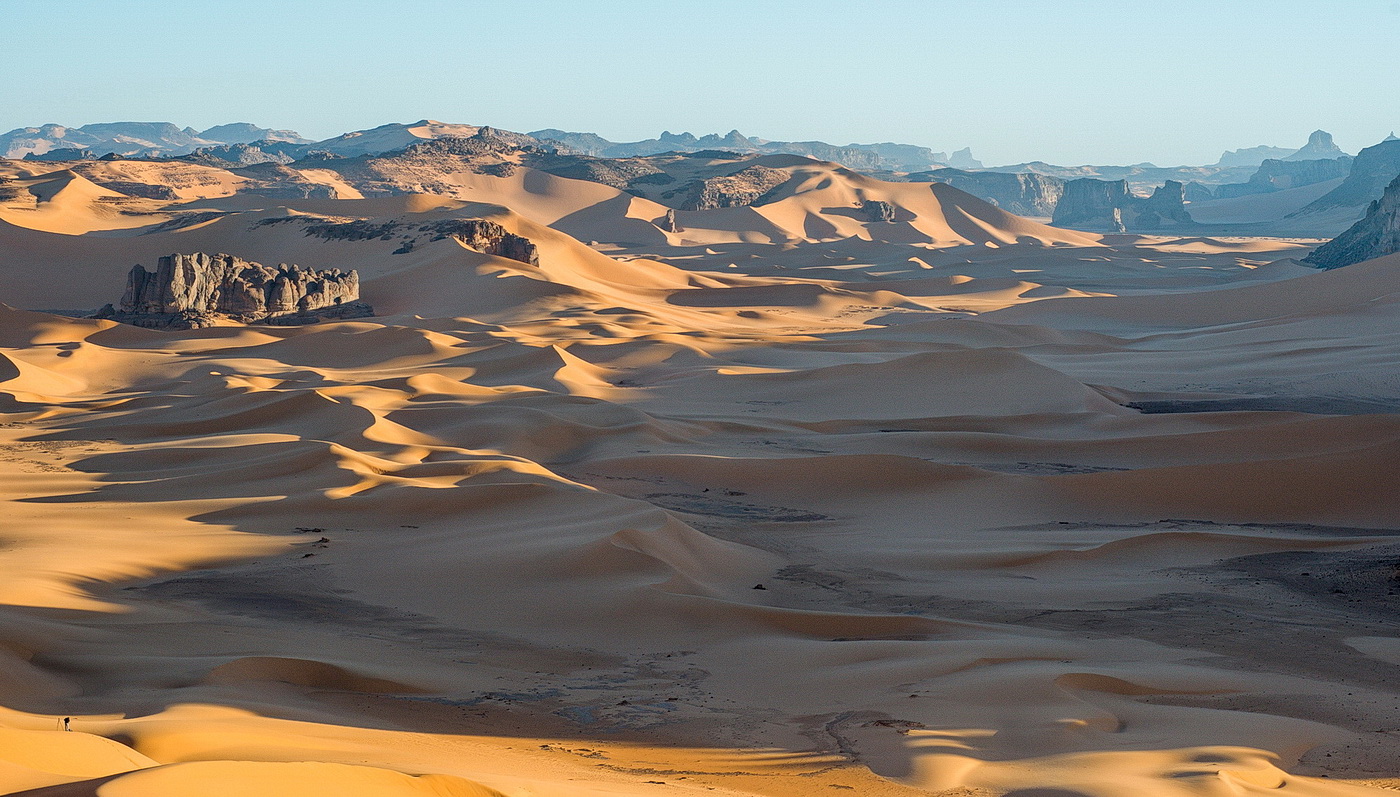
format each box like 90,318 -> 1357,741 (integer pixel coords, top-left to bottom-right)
0,145 -> 1395,797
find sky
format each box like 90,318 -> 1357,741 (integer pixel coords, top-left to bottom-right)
2,0 -> 1397,166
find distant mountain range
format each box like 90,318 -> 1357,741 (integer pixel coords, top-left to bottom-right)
0,122 -> 309,159
0,119 -> 1370,180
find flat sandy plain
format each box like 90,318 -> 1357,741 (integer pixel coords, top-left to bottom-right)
0,154 -> 1396,796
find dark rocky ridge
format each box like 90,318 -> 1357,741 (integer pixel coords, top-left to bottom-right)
1302,175 -> 1400,270
265,215 -> 541,266
94,253 -> 370,329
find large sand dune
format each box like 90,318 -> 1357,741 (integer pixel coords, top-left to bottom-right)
0,152 -> 1395,797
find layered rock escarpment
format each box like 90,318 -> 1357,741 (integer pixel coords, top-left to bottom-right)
666,165 -> 791,211
94,252 -> 371,329
1052,179 -> 1132,231
1051,178 -> 1193,232
1212,157 -> 1352,199
1301,175 -> 1400,269
1294,139 -> 1400,216
912,169 -> 1064,216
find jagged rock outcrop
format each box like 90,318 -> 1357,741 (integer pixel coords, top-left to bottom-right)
666,165 -> 791,211
1293,139 -> 1400,216
658,208 -> 681,233
946,147 -> 983,169
93,253 -> 370,329
1052,178 -> 1194,232
419,219 -> 540,265
1213,157 -> 1352,199
911,169 -> 1064,216
1134,181 -> 1194,229
1301,175 -> 1400,269
181,142 -> 295,167
232,163 -> 338,199
862,200 -> 896,223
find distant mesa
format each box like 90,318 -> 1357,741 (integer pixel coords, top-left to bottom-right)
1208,156 -> 1353,200
93,252 -> 372,329
1302,174 -> 1400,269
1052,178 -> 1193,232
1214,129 -> 1350,169
1283,129 -> 1348,161
1214,144 -> 1296,169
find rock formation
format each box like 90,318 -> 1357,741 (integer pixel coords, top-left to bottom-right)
1284,130 -> 1348,161
912,169 -> 1064,216
946,147 -> 983,169
667,165 -> 791,211
1052,179 -> 1132,231
1214,144 -> 1295,169
420,219 -> 541,265
862,200 -> 896,223
94,253 -> 370,329
1301,175 -> 1400,269
1293,139 -> 1400,216
1051,178 -> 1194,232
1213,157 -> 1352,199
1135,181 -> 1195,229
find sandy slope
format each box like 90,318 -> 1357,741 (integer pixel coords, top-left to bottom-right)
0,155 -> 1396,797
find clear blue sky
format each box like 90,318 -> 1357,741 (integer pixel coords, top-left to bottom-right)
2,0 -> 1396,166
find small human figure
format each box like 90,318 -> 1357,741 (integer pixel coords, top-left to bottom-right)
62,717 -> 71,732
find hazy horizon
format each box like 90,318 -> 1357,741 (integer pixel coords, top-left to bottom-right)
4,0 -> 1398,166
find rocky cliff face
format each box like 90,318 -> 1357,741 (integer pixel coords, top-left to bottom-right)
1301,175 -> 1400,269
913,169 -> 1064,216
1052,179 -> 1132,231
1213,157 -> 1352,199
667,165 -> 791,211
1051,179 -> 1194,232
1294,140 -> 1400,215
95,253 -> 370,329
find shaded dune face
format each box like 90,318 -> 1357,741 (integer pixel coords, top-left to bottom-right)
0,149 -> 1396,797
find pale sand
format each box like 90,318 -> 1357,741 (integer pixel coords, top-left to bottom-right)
0,154 -> 1396,797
